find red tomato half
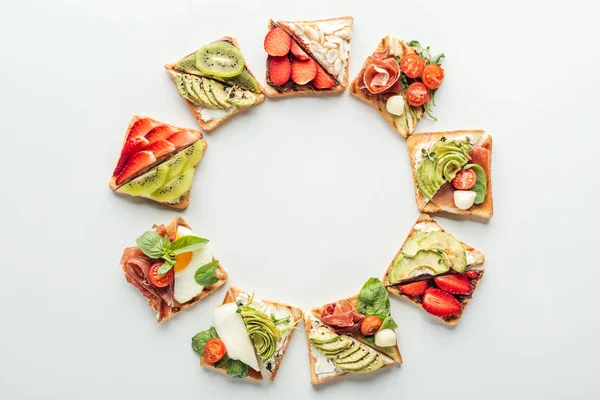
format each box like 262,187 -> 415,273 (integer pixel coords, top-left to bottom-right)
148,262 -> 174,288
400,54 -> 424,78
452,169 -> 477,190
204,338 -> 227,363
405,82 -> 429,107
422,64 -> 445,89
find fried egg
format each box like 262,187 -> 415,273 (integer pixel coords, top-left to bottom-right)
173,226 -> 213,304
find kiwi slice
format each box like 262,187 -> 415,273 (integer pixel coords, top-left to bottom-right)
215,69 -> 261,94
190,76 -> 217,108
227,88 -> 257,108
201,77 -> 225,109
162,152 -> 187,181
117,164 -> 169,196
174,53 -> 203,76
181,141 -> 206,169
195,41 -> 245,78
173,73 -> 200,105
205,79 -> 231,109
182,74 -> 203,104
150,169 -> 195,204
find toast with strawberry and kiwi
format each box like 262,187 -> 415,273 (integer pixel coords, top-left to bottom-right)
109,115 -> 206,209
305,278 -> 401,385
191,286 -> 303,382
120,216 -> 228,323
408,130 -> 493,219
165,36 -> 265,131
383,214 -> 486,325
263,16 -> 353,97
350,36 -> 446,138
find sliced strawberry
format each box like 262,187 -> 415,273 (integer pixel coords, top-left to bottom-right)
434,274 -> 472,295
126,118 -> 156,141
465,271 -> 480,280
115,151 -> 156,185
166,130 -> 198,148
291,58 -> 318,85
145,125 -> 178,145
264,27 -> 292,57
422,288 -> 462,317
269,56 -> 291,85
313,65 -> 335,89
112,136 -> 149,176
291,40 -> 309,60
398,280 -> 429,297
145,139 -> 176,158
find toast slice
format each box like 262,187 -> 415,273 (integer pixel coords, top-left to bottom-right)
109,115 -> 206,209
407,130 -> 493,219
121,216 -> 228,323
263,19 -> 348,97
165,36 -> 265,131
383,214 -> 485,325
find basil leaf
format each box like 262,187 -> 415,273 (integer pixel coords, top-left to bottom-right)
194,260 -> 219,286
463,164 -> 487,204
157,257 -> 176,275
161,234 -> 172,253
170,235 -> 209,255
136,231 -> 168,259
225,359 -> 248,378
191,326 -> 218,355
430,53 -> 445,65
357,278 -> 391,320
380,316 -> 398,331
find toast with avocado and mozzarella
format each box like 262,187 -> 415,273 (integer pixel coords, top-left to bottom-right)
192,286 -> 303,382
305,278 -> 402,385
263,17 -> 353,97
165,36 -> 265,131
407,130 -> 493,219
120,217 -> 228,323
383,214 -> 486,325
350,36 -> 446,138
109,115 -> 206,209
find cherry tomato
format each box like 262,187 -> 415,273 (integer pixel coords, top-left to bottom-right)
405,82 -> 429,107
452,169 -> 477,190
422,64 -> 445,89
148,262 -> 173,288
360,315 -> 383,336
400,54 -> 424,78
204,338 -> 227,363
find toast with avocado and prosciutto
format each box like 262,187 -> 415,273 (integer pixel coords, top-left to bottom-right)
350,36 -> 445,138
305,278 -> 402,385
383,214 -> 486,325
109,115 -> 206,209
191,286 -> 303,382
263,16 -> 353,97
120,217 -> 228,323
165,36 -> 265,131
408,130 -> 493,219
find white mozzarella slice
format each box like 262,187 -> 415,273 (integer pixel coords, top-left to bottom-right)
213,302 -> 259,371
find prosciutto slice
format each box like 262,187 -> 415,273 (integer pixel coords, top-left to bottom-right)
320,300 -> 364,334
359,51 -> 400,95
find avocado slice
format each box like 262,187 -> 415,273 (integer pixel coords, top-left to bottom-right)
204,79 -> 231,109
336,345 -> 369,364
310,327 -> 340,345
334,342 -> 361,360
226,87 -> 257,108
314,337 -> 352,353
416,157 -> 445,199
336,350 -> 378,372
416,231 -> 467,272
387,250 -> 449,284
201,77 -> 225,109
189,76 -> 217,108
351,354 -> 386,374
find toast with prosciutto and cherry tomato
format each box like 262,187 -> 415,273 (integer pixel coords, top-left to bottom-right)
304,278 -> 402,385
383,214 -> 486,325
407,130 -> 493,219
109,115 -> 207,209
120,217 -> 228,323
191,286 -> 303,382
350,36 -> 446,138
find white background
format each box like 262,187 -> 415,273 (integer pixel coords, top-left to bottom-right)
1,0 -> 598,399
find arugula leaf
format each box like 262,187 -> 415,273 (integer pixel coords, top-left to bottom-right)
194,260 -> 220,286
430,53 -> 445,65
380,316 -> 398,331
170,235 -> 209,255
407,40 -> 422,52
191,327 -> 218,356
225,359 -> 248,378
136,231 -> 167,259
463,164 -> 487,204
357,278 -> 391,320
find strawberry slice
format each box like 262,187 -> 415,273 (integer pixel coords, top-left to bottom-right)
268,56 -> 291,85
291,58 -> 318,85
126,118 -> 156,141
115,151 -> 156,186
422,288 -> 462,317
465,271 -> 480,280
112,136 -> 149,176
313,65 -> 335,89
264,27 -> 292,57
145,125 -> 178,145
434,274 -> 472,295
145,139 -> 176,158
166,130 -> 197,148
291,40 -> 309,60
398,280 -> 429,297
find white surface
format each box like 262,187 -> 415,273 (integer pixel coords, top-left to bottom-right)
1,0 -> 598,399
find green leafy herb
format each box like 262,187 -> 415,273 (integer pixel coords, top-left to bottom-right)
400,74 -> 410,93
194,260 -> 220,286
225,359 -> 249,378
214,355 -> 229,368
171,235 -> 209,255
157,257 -> 177,275
136,231 -> 167,259
440,135 -> 447,142
191,326 -> 218,356
423,102 -> 438,121
430,53 -> 445,65
271,314 -> 291,326
380,316 -> 398,331
463,164 -> 487,204
357,278 -> 391,320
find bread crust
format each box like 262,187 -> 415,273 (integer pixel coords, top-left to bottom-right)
164,36 -> 266,131
406,130 -> 493,219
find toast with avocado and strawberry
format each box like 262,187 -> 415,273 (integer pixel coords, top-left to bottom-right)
263,17 -> 353,97
165,36 -> 265,132
109,115 -> 207,209
192,286 -> 303,382
120,217 -> 228,323
350,36 -> 446,138
407,130 -> 493,219
383,214 -> 486,325
305,278 -> 401,385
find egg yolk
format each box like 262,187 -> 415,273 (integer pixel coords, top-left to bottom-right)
173,251 -> 192,272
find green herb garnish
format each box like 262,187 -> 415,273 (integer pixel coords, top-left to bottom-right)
357,278 -> 397,336
136,230 -> 209,275
194,260 -> 220,286
225,359 -> 249,378
191,326 -> 219,356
